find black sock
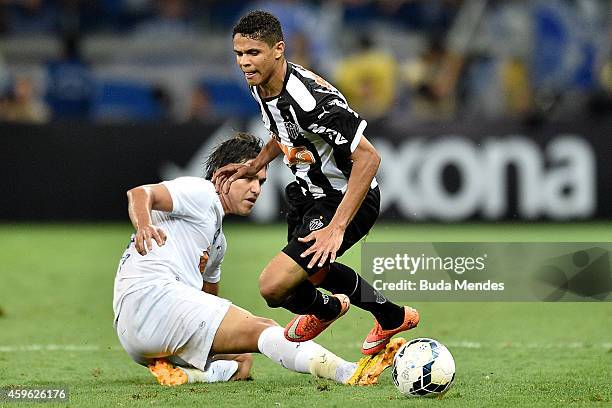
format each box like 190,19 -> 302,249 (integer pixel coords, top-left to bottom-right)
319,263 -> 405,329
282,280 -> 341,321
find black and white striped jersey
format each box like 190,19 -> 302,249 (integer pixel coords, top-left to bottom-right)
250,62 -> 378,199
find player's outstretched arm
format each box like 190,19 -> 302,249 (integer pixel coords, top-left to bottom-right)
212,137 -> 282,194
299,136 -> 380,268
127,184 -> 171,255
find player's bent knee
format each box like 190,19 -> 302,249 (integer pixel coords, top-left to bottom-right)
259,281 -> 287,307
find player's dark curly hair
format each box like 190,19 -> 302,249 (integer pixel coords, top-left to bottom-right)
205,133 -> 263,180
232,10 -> 284,47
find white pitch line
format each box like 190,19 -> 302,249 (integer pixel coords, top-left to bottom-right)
447,341 -> 482,349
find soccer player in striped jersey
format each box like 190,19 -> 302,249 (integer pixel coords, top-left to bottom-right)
213,11 -> 419,356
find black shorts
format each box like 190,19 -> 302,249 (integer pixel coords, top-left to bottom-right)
282,181 -> 380,275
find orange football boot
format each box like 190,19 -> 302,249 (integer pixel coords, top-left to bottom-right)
361,306 -> 419,355
284,294 -> 350,342
148,359 -> 188,386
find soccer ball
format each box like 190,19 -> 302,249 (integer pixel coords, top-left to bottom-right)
392,338 -> 455,397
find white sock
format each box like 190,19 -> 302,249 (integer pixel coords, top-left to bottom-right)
308,352 -> 358,383
335,361 -> 359,384
179,360 -> 239,383
257,326 -> 354,383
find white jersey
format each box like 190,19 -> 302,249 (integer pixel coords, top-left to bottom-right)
113,177 -> 226,323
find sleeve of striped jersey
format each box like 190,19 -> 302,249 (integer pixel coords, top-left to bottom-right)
308,97 -> 367,156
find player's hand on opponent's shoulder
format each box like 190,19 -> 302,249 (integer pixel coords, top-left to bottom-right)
134,224 -> 167,256
212,161 -> 259,194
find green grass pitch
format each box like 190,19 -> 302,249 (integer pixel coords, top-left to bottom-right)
0,223 -> 610,407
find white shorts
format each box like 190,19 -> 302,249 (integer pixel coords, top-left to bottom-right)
115,281 -> 231,371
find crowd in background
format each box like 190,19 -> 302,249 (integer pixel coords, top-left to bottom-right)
0,0 -> 611,125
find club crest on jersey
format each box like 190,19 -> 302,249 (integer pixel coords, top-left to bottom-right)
284,121 -> 301,141
309,217 -> 325,231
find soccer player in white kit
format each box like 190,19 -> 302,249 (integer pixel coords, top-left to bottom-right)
113,133 -> 403,386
